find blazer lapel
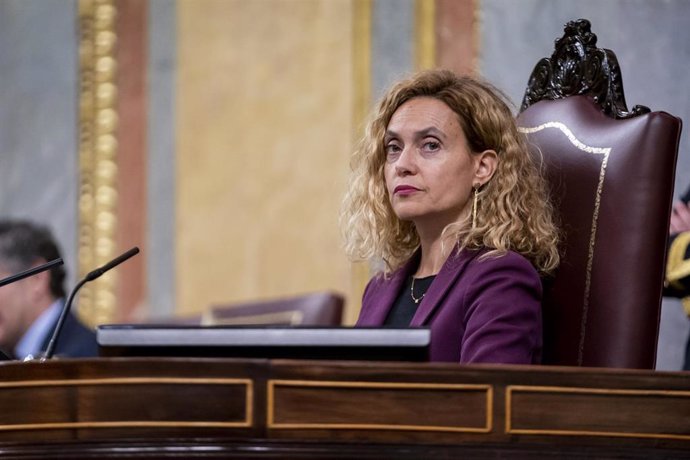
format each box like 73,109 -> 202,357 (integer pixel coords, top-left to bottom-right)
358,253 -> 419,326
410,248 -> 478,326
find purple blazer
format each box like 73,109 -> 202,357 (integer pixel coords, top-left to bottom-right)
356,249 -> 543,364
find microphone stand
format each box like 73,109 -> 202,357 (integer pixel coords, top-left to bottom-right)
41,278 -> 89,361
41,247 -> 140,361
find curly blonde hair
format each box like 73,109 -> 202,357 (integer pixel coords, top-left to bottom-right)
340,69 -> 559,275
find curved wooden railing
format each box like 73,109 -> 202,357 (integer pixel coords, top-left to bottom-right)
0,358 -> 688,458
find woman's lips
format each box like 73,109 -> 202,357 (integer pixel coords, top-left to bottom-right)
394,185 -> 421,196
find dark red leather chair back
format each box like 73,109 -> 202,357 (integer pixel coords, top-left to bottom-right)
205,291 -> 344,326
517,20 -> 682,368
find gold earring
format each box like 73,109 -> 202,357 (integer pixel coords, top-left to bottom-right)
472,184 -> 480,229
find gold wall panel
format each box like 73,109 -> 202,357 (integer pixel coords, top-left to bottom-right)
415,0 -> 436,70
348,0 -> 372,325
176,0 -> 354,316
77,0 -> 119,326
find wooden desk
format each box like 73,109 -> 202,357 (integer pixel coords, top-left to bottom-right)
0,358 -> 688,458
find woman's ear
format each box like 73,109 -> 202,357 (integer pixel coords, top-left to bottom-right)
474,149 -> 498,185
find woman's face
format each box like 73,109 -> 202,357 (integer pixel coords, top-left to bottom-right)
383,96 -> 494,230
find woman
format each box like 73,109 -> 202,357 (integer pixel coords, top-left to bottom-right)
341,70 -> 559,364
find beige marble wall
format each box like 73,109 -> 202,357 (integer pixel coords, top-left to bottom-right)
176,0 -> 354,318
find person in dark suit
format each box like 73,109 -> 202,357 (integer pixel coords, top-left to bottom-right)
665,186 -> 690,370
0,220 -> 98,359
341,70 -> 559,364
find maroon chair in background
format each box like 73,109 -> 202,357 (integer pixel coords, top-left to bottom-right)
518,19 -> 682,368
203,291 -> 344,326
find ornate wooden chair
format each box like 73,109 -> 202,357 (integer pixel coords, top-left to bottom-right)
517,19 -> 682,368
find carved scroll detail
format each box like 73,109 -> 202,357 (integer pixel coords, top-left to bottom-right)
520,19 -> 649,119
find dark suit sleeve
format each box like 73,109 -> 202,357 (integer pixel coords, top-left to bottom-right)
43,312 -> 99,358
460,253 -> 543,364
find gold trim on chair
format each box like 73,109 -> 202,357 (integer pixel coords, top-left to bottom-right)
519,122 -> 611,366
202,309 -> 304,326
77,0 -> 119,327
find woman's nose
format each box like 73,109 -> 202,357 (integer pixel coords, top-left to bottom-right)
394,148 -> 416,175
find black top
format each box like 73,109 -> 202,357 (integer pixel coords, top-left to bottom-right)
383,275 -> 436,327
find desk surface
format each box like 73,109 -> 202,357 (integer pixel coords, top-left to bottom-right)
0,358 -> 688,459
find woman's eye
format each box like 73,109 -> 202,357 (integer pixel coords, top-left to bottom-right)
423,140 -> 441,151
385,144 -> 401,155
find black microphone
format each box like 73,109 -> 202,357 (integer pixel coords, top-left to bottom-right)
41,247 -> 140,361
84,247 -> 140,282
0,258 -> 63,288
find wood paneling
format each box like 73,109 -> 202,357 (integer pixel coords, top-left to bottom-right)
0,358 -> 688,458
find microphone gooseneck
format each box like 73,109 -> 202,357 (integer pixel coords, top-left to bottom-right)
41,247 -> 140,361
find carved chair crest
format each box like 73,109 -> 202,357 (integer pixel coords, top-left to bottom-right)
520,19 -> 649,119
